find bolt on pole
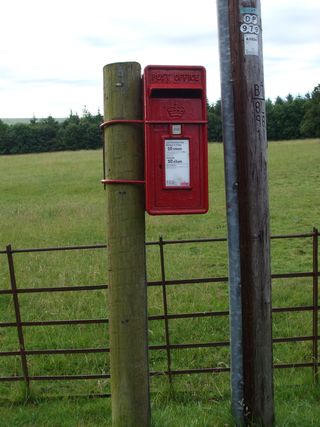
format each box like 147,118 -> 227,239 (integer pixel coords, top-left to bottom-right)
217,1 -> 275,425
103,62 -> 150,427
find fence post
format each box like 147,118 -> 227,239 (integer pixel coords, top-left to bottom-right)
103,62 -> 150,426
6,245 -> 30,397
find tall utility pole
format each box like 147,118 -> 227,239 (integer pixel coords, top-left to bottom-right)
103,62 -> 150,427
217,1 -> 275,426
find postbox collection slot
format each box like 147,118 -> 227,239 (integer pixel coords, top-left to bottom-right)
150,88 -> 202,99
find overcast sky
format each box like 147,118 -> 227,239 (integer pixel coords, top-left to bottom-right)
1,0 -> 319,118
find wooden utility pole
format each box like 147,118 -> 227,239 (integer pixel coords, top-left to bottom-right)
103,62 -> 150,427
217,1 -> 275,425
231,1 -> 274,425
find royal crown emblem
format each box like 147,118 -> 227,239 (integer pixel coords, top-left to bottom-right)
167,103 -> 185,119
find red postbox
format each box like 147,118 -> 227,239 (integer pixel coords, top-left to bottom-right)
144,65 -> 208,215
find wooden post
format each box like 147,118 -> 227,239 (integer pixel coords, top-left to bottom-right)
228,1 -> 275,425
103,62 -> 150,427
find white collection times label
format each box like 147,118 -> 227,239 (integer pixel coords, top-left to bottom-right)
164,139 -> 190,187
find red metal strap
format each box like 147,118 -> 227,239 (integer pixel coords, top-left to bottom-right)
145,120 -> 208,125
101,179 -> 145,185
100,120 -> 144,129
100,120 -> 208,129
100,120 -> 145,187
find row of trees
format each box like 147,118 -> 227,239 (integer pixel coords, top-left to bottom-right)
0,109 -> 103,154
208,84 -> 320,142
0,85 -> 319,154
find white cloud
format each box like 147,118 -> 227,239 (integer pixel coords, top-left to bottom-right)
261,2 -> 320,100
0,0 -> 319,117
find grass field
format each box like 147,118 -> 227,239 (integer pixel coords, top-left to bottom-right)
0,139 -> 319,426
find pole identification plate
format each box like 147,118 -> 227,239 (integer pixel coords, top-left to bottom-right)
244,34 -> 259,55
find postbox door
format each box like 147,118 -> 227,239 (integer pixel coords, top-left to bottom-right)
146,123 -> 207,215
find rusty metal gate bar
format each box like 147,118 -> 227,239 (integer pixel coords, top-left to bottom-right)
5,244 -> 30,394
312,227 -> 319,381
0,230 -> 319,396
158,236 -> 172,383
270,228 -> 319,382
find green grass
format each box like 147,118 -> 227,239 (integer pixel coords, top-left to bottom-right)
0,139 -> 319,426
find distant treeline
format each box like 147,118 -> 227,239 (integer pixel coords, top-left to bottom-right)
208,84 -> 320,142
0,108 -> 103,155
0,85 -> 319,154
